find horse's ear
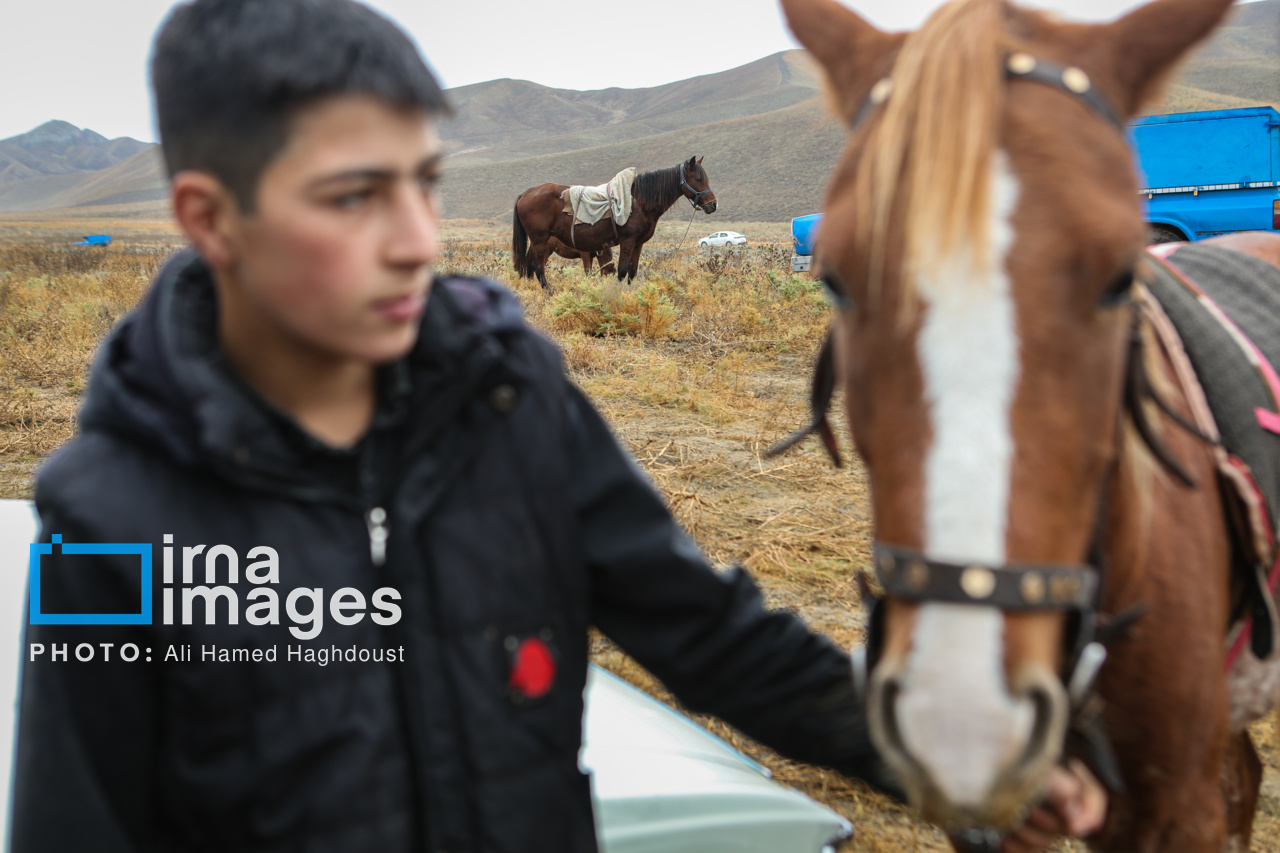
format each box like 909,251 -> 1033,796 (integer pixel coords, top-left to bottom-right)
1099,0 -> 1235,116
697,156 -> 704,165
781,0 -> 902,123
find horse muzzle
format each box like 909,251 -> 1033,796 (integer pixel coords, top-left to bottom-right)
857,544 -> 1110,829
700,197 -> 718,214
867,651 -> 1070,830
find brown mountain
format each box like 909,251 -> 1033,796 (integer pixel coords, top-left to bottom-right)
1145,0 -> 1280,115
440,51 -> 825,164
0,121 -> 152,187
0,147 -> 166,212
2,0 -> 1276,220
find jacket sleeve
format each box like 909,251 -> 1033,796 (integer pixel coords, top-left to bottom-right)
10,490 -> 161,853
565,383 -> 900,796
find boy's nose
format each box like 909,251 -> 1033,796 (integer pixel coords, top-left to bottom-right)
385,187 -> 440,269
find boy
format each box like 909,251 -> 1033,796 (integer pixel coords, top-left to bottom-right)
11,1 -> 1101,851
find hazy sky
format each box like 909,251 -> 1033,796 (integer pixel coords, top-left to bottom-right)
0,0 -> 1262,143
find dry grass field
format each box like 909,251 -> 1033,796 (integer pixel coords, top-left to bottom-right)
2,219 -> 1279,850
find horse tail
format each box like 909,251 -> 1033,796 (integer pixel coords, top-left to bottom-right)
512,195 -> 530,278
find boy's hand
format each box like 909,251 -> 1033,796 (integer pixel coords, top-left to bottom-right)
1001,760 -> 1107,853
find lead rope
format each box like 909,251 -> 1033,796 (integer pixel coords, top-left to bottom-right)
673,163 -> 705,254
674,200 -> 699,253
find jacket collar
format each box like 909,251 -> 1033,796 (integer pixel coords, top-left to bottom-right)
79,249 -> 524,503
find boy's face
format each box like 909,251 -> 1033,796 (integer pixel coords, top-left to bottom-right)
220,94 -> 443,365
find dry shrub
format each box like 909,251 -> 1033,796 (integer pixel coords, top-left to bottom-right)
548,277 -> 609,335
1,243 -> 169,493
558,331 -> 605,375
437,240 -> 511,281
608,279 -> 679,338
678,266 -> 828,348
548,276 -> 678,339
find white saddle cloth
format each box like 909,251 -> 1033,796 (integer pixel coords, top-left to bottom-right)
565,167 -> 636,226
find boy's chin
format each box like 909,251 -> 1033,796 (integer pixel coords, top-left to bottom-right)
338,327 -> 421,366
366,331 -> 420,365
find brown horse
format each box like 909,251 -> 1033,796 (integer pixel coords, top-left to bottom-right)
547,236 -> 615,276
778,0 -> 1280,849
512,156 -> 716,289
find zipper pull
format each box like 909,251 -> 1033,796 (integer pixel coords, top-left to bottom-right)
366,507 -> 389,567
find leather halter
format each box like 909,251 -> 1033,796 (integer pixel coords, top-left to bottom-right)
851,52 -> 1124,131
679,162 -> 714,210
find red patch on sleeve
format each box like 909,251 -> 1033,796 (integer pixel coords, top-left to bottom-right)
509,637 -> 556,699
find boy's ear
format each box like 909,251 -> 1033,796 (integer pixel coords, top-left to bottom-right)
171,171 -> 242,271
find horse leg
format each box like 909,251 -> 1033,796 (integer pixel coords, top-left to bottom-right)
627,243 -> 644,283
581,252 -> 593,275
615,242 -> 635,282
512,199 -> 531,279
1222,729 -> 1262,851
531,238 -> 554,291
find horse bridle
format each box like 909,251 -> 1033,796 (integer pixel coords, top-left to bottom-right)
830,54 -> 1140,811
679,162 -> 715,211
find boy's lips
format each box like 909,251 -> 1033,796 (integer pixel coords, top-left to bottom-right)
372,292 -> 426,322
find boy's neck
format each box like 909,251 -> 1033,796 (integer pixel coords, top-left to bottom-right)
216,278 -> 376,449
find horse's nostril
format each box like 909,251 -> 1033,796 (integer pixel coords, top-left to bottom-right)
1013,681 -> 1065,778
877,675 -> 908,755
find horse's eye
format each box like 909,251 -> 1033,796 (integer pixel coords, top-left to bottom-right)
820,272 -> 854,312
1098,267 -> 1134,309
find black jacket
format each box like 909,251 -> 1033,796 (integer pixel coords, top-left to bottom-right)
12,250 -> 890,853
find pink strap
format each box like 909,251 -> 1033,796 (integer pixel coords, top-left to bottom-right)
1146,241 -> 1184,259
1258,407 -> 1280,436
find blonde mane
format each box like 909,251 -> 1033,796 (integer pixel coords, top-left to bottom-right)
855,0 -> 1008,290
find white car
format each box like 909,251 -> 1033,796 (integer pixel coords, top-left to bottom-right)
699,231 -> 747,247
0,501 -> 852,852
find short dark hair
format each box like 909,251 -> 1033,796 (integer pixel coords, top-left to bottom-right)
151,0 -> 449,211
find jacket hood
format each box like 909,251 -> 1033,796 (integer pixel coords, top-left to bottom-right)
78,248 -> 529,498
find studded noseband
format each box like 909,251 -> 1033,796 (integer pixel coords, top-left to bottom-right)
873,544 -> 1099,610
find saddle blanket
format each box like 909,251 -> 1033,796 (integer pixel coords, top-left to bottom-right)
1146,243 -> 1280,552
561,167 -> 636,226
1144,243 -> 1280,720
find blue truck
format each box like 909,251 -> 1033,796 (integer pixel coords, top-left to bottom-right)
790,214 -> 822,274
71,235 -> 112,247
790,105 -> 1280,268
1133,106 -> 1280,242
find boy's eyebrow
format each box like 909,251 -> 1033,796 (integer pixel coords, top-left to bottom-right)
308,154 -> 444,188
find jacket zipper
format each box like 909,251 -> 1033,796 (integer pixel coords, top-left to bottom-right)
366,506 -> 389,567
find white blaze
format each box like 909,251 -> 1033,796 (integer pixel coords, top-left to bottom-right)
896,151 -> 1033,808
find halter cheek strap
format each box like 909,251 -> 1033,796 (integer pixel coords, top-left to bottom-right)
679,162 -> 713,208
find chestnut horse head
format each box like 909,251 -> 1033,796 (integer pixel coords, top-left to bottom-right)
782,0 -> 1239,833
